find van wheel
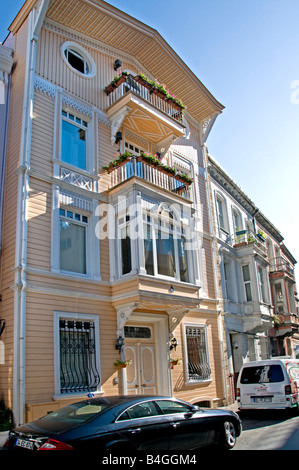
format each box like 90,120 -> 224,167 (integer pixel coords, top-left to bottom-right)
219,421 -> 237,449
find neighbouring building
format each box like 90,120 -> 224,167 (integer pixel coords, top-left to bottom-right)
207,154 -> 298,397
0,0 -> 232,426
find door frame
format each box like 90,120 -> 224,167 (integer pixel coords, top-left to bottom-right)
122,312 -> 171,397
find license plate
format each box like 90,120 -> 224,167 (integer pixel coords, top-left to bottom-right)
251,397 -> 272,403
16,438 -> 34,450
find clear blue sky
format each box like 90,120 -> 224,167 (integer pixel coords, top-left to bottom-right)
1,0 -> 299,274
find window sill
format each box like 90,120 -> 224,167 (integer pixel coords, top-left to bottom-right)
185,379 -> 212,386
53,390 -> 104,401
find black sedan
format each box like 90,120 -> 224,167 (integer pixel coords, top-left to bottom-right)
2,395 -> 241,452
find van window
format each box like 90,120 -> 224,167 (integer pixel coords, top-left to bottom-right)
240,365 -> 284,384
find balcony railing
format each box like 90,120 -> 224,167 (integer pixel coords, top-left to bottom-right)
233,229 -> 267,255
269,257 -> 295,276
106,74 -> 184,123
107,155 -> 192,200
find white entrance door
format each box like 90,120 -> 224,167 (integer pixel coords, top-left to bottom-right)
125,343 -> 157,395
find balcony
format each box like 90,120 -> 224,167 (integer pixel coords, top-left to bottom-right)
233,229 -> 267,257
105,74 -> 186,148
269,257 -> 295,278
103,152 -> 193,201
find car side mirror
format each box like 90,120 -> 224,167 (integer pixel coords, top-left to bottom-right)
190,405 -> 199,413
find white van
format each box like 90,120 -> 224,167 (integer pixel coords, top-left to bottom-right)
236,358 -> 299,411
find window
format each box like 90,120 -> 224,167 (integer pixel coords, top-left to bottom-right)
258,266 -> 267,303
184,325 -> 210,382
57,316 -> 100,394
223,261 -> 233,301
216,194 -> 227,232
61,41 -> 96,78
242,264 -> 252,302
143,208 -> 189,283
59,208 -> 88,275
240,365 -> 284,384
61,111 -> 88,170
119,215 -> 132,275
232,208 -> 241,233
156,400 -> 191,415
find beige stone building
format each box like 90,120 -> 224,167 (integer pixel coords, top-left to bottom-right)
0,0 -> 230,426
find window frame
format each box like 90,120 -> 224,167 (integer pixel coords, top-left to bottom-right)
61,41 -> 96,79
242,264 -> 253,302
61,110 -> 89,172
142,207 -> 191,283
59,207 -> 89,276
53,312 -> 101,399
182,323 -> 211,385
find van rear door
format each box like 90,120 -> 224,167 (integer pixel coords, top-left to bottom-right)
238,364 -> 287,408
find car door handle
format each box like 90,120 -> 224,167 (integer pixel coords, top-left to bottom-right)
171,422 -> 180,428
128,428 -> 141,434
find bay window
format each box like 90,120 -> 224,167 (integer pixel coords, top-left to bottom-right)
143,208 -> 190,283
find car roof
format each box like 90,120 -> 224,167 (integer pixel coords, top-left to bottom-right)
75,395 -> 174,407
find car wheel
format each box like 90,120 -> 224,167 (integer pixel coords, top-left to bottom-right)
219,421 -> 237,449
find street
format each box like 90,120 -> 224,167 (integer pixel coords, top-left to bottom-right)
234,410 -> 299,450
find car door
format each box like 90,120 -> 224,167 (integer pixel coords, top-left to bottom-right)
113,400 -> 171,450
155,399 -> 209,450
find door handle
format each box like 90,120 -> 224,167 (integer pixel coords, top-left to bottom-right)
171,422 -> 180,428
128,428 -> 141,434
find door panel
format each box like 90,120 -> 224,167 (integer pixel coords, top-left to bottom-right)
125,343 -> 157,394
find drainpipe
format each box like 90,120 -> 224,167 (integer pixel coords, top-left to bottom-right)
202,144 -> 229,405
13,0 -> 50,426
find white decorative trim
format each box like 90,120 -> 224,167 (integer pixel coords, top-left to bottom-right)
59,187 -> 93,212
61,93 -> 92,118
34,75 -> 110,126
60,167 -> 93,191
97,109 -> 111,127
34,75 -> 57,98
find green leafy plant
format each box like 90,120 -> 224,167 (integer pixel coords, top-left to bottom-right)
0,399 -> 14,431
114,359 -> 132,367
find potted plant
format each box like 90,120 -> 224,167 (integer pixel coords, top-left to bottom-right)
175,171 -> 193,185
105,71 -> 129,95
103,151 -> 133,173
257,230 -> 266,242
114,359 -> 132,369
170,357 -> 182,369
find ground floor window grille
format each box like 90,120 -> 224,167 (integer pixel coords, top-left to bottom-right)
59,319 -> 100,394
185,325 -> 210,381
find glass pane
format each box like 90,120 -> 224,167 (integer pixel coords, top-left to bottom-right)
157,400 -> 191,415
178,238 -> 189,283
240,365 -> 284,384
61,120 -> 86,170
156,231 -> 175,277
245,283 -> 252,302
242,265 -> 250,282
121,226 -> 131,275
144,224 -> 154,275
60,220 -> 86,274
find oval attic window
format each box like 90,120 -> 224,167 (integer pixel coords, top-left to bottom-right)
61,42 -> 96,78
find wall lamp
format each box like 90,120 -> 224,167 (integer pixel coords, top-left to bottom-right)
115,335 -> 125,353
114,59 -> 122,70
170,337 -> 178,351
115,131 -> 122,145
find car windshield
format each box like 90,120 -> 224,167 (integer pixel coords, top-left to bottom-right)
41,401 -> 110,425
240,365 -> 284,384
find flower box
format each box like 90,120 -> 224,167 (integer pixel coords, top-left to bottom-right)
105,72 -> 129,95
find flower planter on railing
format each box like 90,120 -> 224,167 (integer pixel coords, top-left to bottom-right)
114,359 -> 132,369
103,151 -> 193,185
105,71 -> 129,95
